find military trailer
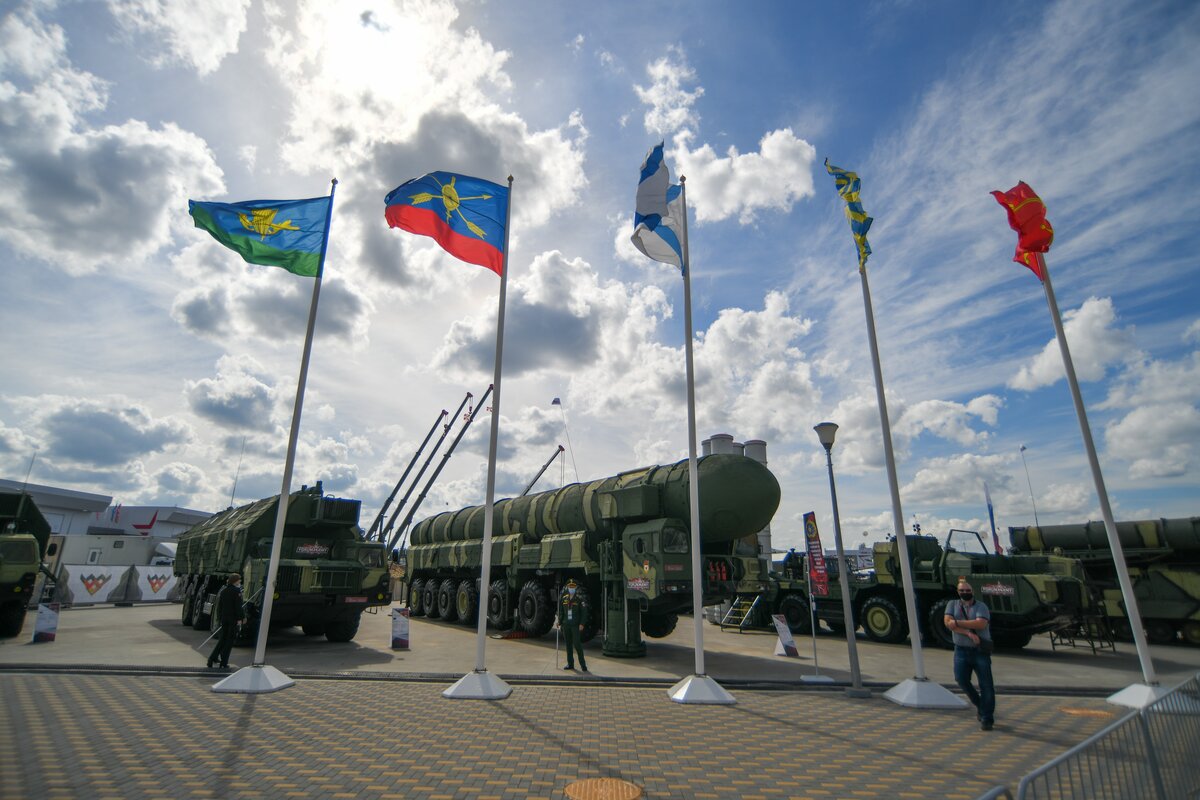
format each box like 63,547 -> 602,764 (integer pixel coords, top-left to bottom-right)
0,491 -> 52,637
727,529 -> 1090,649
174,483 -> 391,643
1010,517 -> 1200,645
405,453 -> 780,657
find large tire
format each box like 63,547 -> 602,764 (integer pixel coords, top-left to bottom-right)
325,615 -> 360,643
180,581 -> 196,626
421,579 -> 439,618
408,579 -> 426,617
926,597 -> 956,649
1181,620 -> 1200,646
301,622 -> 325,636
516,580 -> 553,636
992,630 -> 1033,650
1144,619 -> 1175,645
437,579 -> 459,622
455,579 -> 479,625
0,602 -> 26,638
486,579 -> 513,630
641,612 -> 678,639
191,583 -> 212,631
861,595 -> 907,644
778,593 -> 814,635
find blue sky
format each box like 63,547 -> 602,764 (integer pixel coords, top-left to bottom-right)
1,0 -> 1197,551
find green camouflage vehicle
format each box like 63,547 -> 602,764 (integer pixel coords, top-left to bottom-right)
729,529 -> 1090,649
1010,517 -> 1200,645
174,483 -> 391,643
0,491 -> 52,638
406,453 -> 780,657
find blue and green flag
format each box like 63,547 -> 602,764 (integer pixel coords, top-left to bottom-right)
824,159 -> 873,271
188,196 -> 332,277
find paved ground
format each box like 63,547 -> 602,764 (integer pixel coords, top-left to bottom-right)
1,603 -> 1197,799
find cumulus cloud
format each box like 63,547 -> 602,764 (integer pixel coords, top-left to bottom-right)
16,396 -> 192,467
107,0 -> 250,75
1101,350 -> 1200,479
901,453 -> 1014,505
634,45 -> 703,136
155,461 -> 206,503
185,355 -> 278,430
0,8 -> 224,274
1009,297 -> 1139,390
895,395 -> 1002,446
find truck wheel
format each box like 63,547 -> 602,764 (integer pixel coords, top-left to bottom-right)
191,584 -> 212,631
861,596 -> 907,644
516,580 -> 553,636
925,597 -> 956,649
325,615 -> 360,643
486,580 -> 513,630
1181,621 -> 1200,646
0,603 -> 26,638
301,622 -> 325,636
422,580 -> 439,618
437,579 -> 459,622
992,630 -> 1033,650
180,584 -> 196,626
778,594 -> 814,635
1144,619 -> 1175,645
455,580 -> 479,625
641,613 -> 678,639
408,579 -> 426,617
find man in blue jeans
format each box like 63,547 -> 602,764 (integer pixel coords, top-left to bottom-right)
944,577 -> 995,730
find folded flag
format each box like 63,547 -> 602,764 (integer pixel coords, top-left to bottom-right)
631,143 -> 685,271
824,159 -> 873,271
188,196 -> 332,277
385,171 -> 508,275
991,181 -> 1054,280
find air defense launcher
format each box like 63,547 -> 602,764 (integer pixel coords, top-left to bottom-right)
174,482 -> 391,643
405,452 -> 781,657
0,491 -> 52,638
1010,517 -> 1200,645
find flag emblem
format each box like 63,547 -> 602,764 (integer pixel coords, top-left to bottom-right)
238,208 -> 301,239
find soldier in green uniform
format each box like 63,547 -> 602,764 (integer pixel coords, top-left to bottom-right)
556,578 -> 589,672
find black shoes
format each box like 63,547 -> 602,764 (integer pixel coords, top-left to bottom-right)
981,720 -> 994,731
563,665 -> 574,670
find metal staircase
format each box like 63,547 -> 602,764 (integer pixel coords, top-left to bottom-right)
720,594 -> 761,632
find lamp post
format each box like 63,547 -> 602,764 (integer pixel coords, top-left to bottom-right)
814,422 -> 869,698
1019,445 -> 1040,526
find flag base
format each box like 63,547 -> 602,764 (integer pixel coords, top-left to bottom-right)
1107,682 -> 1170,709
443,669 -> 512,700
211,664 -> 295,694
800,674 -> 835,684
844,687 -> 872,698
668,674 -> 736,705
883,677 -> 967,709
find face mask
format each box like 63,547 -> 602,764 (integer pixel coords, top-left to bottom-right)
568,588 -> 576,596
958,591 -> 973,601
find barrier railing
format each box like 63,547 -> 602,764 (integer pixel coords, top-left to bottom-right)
985,672 -> 1200,800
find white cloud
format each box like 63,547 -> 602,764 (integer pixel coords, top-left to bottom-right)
107,0 -> 250,75
1100,350 -> 1200,479
634,45 -> 703,136
1009,297 -> 1139,390
184,355 -> 279,431
672,128 -> 817,225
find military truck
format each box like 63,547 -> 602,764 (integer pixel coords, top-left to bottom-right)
174,483 -> 391,643
405,453 -> 780,657
1010,517 -> 1200,646
727,529 -> 1089,649
0,490 -> 52,638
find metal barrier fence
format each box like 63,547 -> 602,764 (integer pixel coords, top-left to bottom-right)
979,673 -> 1200,800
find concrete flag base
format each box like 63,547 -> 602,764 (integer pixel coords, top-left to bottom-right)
668,674 -> 736,705
883,677 -> 967,709
443,669 -> 512,700
212,664 -> 296,694
1107,682 -> 1171,709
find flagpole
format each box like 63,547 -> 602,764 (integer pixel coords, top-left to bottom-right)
445,176 -> 514,701
859,265 -> 963,709
214,178 -> 338,695
1036,253 -> 1161,706
668,176 -> 734,705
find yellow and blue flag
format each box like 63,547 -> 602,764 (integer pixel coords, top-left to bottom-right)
824,159 -> 873,271
188,196 -> 332,277
385,172 -> 509,276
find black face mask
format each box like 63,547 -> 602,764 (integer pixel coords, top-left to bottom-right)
959,592 -> 973,601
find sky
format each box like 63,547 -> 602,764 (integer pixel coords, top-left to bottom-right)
1,0 -> 1198,553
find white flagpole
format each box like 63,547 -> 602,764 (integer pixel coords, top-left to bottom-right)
668,176 -> 734,705
214,178 -> 338,695
445,176 -> 515,701
1035,253 -> 1161,707
858,265 -> 963,709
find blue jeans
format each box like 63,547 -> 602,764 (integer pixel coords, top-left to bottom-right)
954,646 -> 995,723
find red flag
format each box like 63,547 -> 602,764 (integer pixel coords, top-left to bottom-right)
991,181 -> 1054,280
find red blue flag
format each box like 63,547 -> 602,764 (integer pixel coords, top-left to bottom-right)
385,172 -> 508,275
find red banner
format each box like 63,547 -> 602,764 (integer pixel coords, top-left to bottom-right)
803,512 -> 829,597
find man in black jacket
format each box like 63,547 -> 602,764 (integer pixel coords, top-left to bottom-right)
207,573 -> 244,669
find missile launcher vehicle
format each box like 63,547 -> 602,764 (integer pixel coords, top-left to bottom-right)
0,491 -> 52,638
405,453 -> 781,657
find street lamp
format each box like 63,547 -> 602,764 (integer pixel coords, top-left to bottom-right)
1019,445 -> 1040,526
814,422 -> 869,698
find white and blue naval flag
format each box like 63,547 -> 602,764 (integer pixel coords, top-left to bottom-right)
632,143 -> 685,270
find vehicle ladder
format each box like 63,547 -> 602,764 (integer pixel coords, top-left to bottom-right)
720,594 -> 761,632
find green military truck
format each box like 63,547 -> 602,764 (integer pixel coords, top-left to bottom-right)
175,482 -> 391,643
728,529 -> 1090,649
1010,517 -> 1200,645
0,490 -> 52,638
405,453 -> 780,657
